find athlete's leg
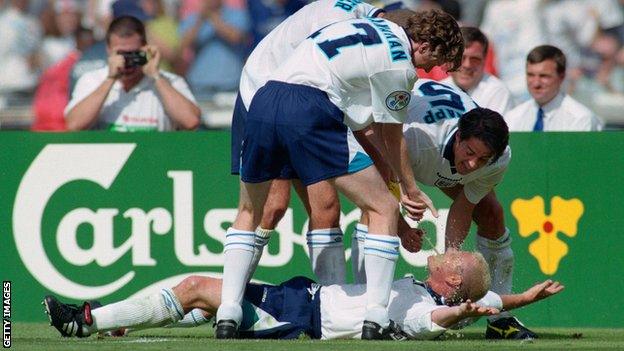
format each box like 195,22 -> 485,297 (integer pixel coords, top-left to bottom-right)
303,180 -> 345,284
331,166 -> 400,331
218,181 -> 271,329
244,179 -> 292,282
473,192 -> 513,296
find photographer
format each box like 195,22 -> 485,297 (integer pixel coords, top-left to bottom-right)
65,16 -> 200,131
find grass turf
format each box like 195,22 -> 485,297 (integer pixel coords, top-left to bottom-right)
8,323 -> 624,351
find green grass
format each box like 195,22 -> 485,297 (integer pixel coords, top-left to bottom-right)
9,323 -> 624,350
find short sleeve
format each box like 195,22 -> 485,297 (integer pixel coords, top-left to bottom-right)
463,150 -> 510,204
64,72 -> 104,117
402,307 -> 448,340
370,69 -> 417,124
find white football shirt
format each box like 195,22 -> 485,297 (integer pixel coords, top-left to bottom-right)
320,277 -> 504,340
272,18 -> 416,131
239,0 -> 381,109
405,79 -> 511,204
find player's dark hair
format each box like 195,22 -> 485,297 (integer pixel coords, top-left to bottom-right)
458,108 -> 508,162
106,15 -> 147,45
460,26 -> 488,55
527,45 -> 566,75
403,9 -> 464,71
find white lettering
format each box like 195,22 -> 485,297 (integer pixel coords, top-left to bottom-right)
123,208 -> 172,265
13,144 -> 136,299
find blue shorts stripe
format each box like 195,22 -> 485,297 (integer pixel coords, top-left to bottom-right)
224,242 -> 255,248
365,236 -> 400,245
226,233 -> 256,238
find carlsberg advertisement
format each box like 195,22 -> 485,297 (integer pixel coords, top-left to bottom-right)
1,132 -> 622,327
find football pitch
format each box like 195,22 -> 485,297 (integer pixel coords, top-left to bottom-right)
8,323 -> 624,351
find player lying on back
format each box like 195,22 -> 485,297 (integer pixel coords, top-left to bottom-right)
43,249 -> 563,340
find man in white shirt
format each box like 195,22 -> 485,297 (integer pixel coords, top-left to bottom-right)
43,249 -> 564,340
442,27 -> 515,115
505,45 -> 603,131
65,16 -> 200,131
221,11 -> 463,340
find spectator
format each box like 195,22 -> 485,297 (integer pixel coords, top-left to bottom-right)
70,0 -> 149,94
0,0 -> 43,107
442,27 -> 515,115
505,45 -> 603,131
83,0 -> 116,40
32,26 -> 96,131
140,0 -> 182,73
481,0 -> 545,103
179,0 -> 250,98
65,15 -> 200,131
40,0 -> 82,69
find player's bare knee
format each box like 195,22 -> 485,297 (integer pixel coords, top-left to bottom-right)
261,204 -> 287,228
369,193 -> 399,221
176,275 -> 206,296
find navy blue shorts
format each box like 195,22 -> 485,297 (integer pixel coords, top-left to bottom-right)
231,91 -> 297,179
241,81 -> 352,186
239,276 -> 322,339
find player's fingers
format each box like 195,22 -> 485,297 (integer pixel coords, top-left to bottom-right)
405,211 -> 424,221
425,200 -> 439,218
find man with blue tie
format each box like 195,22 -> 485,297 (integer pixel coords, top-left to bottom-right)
505,45 -> 603,131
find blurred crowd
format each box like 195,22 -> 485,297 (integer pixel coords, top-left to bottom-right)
0,0 -> 623,130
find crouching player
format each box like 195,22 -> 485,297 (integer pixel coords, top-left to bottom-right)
43,249 -> 563,340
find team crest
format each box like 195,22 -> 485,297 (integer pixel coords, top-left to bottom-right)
385,91 -> 411,111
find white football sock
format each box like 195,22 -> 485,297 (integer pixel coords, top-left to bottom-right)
217,227 -> 255,324
245,227 -> 272,282
87,288 -> 184,335
477,228 -> 514,321
306,227 -> 346,285
363,233 -> 399,328
166,308 -> 211,328
351,223 -> 368,284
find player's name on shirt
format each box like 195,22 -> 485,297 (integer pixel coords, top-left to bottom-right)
368,18 -> 409,62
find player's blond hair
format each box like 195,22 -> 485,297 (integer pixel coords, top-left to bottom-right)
457,252 -> 491,302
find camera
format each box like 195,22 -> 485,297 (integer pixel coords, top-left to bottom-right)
120,50 -> 148,68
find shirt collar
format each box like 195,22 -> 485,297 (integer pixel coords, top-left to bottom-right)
414,280 -> 446,306
534,92 -> 564,115
442,128 -> 458,174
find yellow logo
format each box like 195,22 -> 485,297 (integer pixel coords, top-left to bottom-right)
511,196 -> 584,275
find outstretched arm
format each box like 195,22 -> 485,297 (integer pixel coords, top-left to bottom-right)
501,280 -> 564,311
431,300 -> 500,328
